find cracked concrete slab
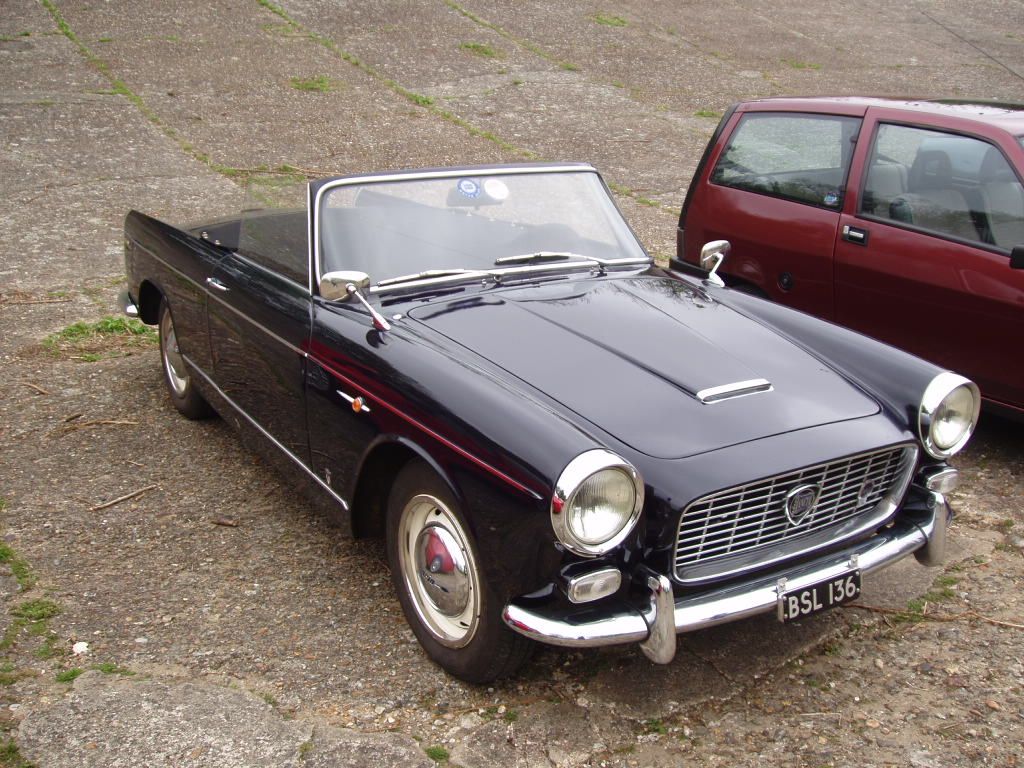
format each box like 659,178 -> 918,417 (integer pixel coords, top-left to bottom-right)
55,0 -> 516,173
18,671 -> 432,768
0,1 -> 237,305
449,700 -> 634,768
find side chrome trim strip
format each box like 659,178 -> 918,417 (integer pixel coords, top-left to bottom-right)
207,290 -> 308,358
141,241 -> 310,358
227,251 -> 310,295
696,378 -> 772,404
309,354 -> 542,500
183,355 -> 349,512
139,233 -> 537,503
133,234 -> 311,298
132,239 -> 206,294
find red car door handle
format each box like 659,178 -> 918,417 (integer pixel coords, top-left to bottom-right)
842,225 -> 869,246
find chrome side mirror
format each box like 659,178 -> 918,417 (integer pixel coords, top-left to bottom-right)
700,240 -> 730,288
320,271 -> 391,332
320,270 -> 370,301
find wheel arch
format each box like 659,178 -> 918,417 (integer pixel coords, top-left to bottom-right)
349,435 -> 463,539
137,279 -> 164,325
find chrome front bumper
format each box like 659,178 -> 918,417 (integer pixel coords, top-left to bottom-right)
503,493 -> 951,665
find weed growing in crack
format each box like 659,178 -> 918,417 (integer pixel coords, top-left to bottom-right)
10,601 -> 60,622
0,542 -> 35,592
781,58 -> 821,70
55,668 -> 83,683
425,745 -> 449,762
290,75 -> 333,92
0,738 -> 35,768
459,41 -> 500,58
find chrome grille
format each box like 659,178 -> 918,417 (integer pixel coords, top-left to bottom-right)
674,446 -> 915,580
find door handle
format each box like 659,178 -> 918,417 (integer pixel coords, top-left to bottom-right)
206,277 -> 229,292
842,225 -> 869,246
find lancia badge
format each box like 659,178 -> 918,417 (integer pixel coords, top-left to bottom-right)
784,484 -> 821,526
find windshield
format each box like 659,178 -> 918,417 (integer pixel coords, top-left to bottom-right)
317,169 -> 648,285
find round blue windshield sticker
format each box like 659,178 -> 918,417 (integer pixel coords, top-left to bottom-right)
457,178 -> 481,198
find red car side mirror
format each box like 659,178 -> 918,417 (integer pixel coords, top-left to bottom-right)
1011,245 -> 1024,270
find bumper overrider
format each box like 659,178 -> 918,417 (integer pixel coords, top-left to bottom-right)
503,488 -> 952,665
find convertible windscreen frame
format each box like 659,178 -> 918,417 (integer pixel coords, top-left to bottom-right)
310,165 -> 652,294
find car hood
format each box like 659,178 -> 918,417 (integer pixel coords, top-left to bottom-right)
407,275 -> 879,459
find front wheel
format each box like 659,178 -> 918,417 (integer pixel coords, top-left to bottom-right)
158,299 -> 212,420
386,460 -> 533,682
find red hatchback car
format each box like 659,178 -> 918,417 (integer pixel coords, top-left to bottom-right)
673,97 -> 1024,417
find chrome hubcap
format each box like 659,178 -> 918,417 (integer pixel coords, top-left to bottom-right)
398,494 -> 480,648
160,308 -> 188,397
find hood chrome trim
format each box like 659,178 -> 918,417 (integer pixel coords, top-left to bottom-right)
696,378 -> 772,404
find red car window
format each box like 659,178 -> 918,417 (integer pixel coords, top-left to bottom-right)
710,112 -> 861,209
862,123 -> 1024,251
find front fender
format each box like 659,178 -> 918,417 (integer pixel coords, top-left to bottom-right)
710,285 -> 946,427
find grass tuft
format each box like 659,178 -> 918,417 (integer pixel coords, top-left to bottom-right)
406,92 -> 435,107
55,668 -> 83,683
594,13 -> 628,27
34,633 -> 62,661
0,541 -> 35,592
425,745 -> 449,762
10,600 -> 60,622
42,316 -> 156,361
0,739 -> 35,768
459,41 -> 500,58
290,75 -> 333,92
642,718 -> 668,735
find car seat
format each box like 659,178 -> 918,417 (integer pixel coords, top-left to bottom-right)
889,150 -> 977,240
979,146 -> 1024,249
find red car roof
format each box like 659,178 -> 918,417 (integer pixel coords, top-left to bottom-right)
736,97 -> 1024,135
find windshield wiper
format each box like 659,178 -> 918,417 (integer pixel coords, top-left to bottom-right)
494,251 -> 582,265
495,252 -> 653,272
373,254 -> 652,294
376,268 -> 491,287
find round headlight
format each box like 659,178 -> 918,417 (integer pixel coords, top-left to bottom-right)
551,450 -> 644,557
919,372 -> 980,459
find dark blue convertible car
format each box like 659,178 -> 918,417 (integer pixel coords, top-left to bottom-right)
124,163 -> 977,681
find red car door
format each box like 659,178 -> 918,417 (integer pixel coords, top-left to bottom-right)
834,109 -> 1024,412
681,105 -> 864,318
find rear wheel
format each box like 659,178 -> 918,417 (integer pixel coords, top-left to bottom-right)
158,299 -> 212,420
386,460 -> 533,682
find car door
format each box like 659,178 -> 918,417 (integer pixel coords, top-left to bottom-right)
206,208 -> 313,463
834,111 -> 1024,410
681,108 -> 862,317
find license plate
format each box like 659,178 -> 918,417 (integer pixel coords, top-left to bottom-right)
778,571 -> 861,623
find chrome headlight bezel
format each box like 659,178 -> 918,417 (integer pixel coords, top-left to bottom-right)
550,449 -> 644,557
919,372 -> 980,459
